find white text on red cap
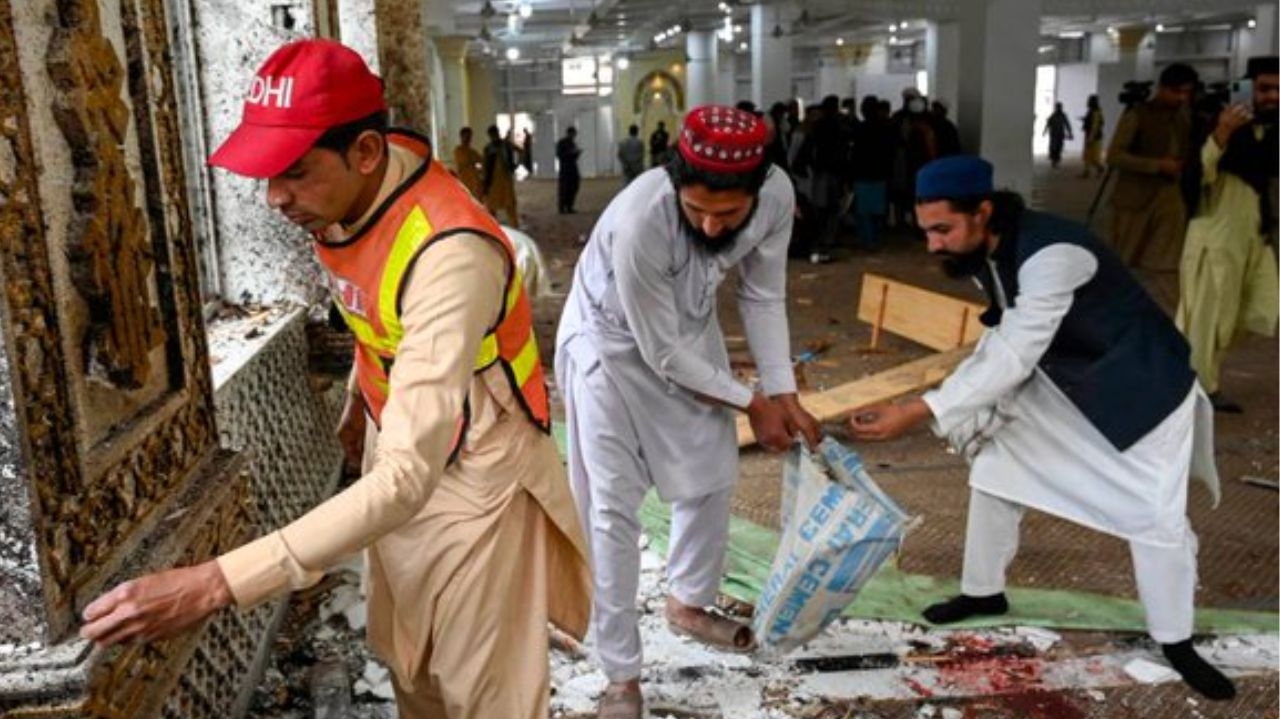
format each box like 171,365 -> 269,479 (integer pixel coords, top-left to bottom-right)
248,75 -> 295,109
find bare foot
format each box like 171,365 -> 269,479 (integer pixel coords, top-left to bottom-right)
665,595 -> 755,652
597,679 -> 642,719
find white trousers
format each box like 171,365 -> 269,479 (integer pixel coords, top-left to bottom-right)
961,488 -> 1198,644
562,351 -> 733,682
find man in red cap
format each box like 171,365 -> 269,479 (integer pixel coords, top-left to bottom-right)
555,105 -> 820,717
78,38 -> 591,719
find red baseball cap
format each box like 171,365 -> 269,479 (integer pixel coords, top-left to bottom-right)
209,39 -> 387,179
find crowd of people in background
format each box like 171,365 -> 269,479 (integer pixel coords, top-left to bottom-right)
730,87 -> 963,263
447,60 -> 1277,418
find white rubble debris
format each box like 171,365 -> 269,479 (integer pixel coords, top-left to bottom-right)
1014,625 -> 1061,652
354,661 -> 396,701
284,547 -> 1278,717
550,549 -> 1280,716
1123,657 -> 1179,684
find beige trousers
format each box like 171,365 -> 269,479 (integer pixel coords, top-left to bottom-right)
1110,187 -> 1186,271
390,489 -> 551,718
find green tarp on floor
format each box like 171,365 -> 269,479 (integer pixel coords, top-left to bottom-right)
552,422 -> 1277,634
639,492 -> 1278,635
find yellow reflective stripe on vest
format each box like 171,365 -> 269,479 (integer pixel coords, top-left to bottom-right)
507,332 -> 540,385
362,209 -> 536,381
336,302 -> 394,353
472,271 -> 526,369
380,206 -> 435,346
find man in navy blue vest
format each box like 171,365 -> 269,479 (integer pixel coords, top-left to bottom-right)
850,156 -> 1234,700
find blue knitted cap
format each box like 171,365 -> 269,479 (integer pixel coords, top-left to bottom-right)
916,155 -> 993,199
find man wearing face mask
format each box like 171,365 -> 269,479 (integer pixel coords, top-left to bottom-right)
1176,56 -> 1279,413
850,156 -> 1235,702
555,106 -> 820,719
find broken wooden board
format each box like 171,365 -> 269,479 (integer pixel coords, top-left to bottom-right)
737,346 -> 971,446
858,273 -> 986,351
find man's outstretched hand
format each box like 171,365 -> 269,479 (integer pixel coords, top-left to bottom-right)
80,561 -> 234,648
848,397 -> 933,442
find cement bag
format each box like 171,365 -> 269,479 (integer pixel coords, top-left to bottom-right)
754,437 -> 912,653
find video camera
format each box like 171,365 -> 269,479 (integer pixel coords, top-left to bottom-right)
1118,80 -> 1153,107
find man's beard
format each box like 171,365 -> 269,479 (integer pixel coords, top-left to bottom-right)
676,198 -> 756,255
938,246 -> 988,278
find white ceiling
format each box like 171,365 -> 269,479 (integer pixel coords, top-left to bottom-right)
447,0 -> 1262,61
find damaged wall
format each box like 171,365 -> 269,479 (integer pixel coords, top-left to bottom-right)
374,0 -> 435,137
188,0 -> 326,307
0,0 -> 291,715
338,0 -> 379,72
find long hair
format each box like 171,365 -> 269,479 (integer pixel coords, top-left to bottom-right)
916,191 -> 1026,278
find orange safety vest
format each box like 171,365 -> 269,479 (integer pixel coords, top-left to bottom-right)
314,130 -> 550,452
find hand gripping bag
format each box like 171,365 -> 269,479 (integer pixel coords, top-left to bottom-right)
753,437 -> 913,653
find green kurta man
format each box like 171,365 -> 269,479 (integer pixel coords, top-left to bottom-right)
1176,56 -> 1280,413
1106,64 -> 1197,271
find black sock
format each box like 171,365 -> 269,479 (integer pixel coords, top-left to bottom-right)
1162,640 -> 1236,700
922,593 -> 1008,624
1209,392 -> 1243,414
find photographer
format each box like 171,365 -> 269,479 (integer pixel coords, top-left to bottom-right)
1176,56 -> 1279,413
1107,64 -> 1198,270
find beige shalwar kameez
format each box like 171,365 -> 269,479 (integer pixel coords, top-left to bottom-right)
1175,132 -> 1280,394
217,145 -> 591,719
1106,103 -> 1190,271
452,144 -> 484,200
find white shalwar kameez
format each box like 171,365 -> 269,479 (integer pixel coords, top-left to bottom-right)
555,166 -> 797,681
923,243 -> 1221,643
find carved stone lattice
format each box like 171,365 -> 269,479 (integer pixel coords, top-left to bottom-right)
80,453 -> 258,719
47,0 -> 166,390
213,311 -> 344,529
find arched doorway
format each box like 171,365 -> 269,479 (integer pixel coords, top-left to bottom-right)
633,70 -> 684,163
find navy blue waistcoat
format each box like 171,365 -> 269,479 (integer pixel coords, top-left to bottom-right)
978,210 -> 1195,451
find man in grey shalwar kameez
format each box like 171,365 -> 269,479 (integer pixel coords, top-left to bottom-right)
851,156 -> 1235,702
555,106 -> 820,718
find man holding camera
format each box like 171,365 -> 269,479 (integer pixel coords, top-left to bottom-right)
1176,56 -> 1279,413
1107,63 -> 1198,271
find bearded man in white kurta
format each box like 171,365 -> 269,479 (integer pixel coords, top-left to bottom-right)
851,156 -> 1236,702
555,106 -> 820,718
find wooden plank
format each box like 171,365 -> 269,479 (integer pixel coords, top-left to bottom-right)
737,346 -> 971,446
857,273 -> 986,351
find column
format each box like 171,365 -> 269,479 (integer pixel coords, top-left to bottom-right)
375,0 -> 434,134
716,46 -> 737,105
1095,28 -> 1146,151
434,35 -> 471,156
687,30 -> 718,108
423,0 -> 457,34
926,21 -> 960,116
1251,3 -> 1278,57
955,0 -> 1041,195
816,48 -> 850,99
338,0 -> 379,71
751,2 -> 792,108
